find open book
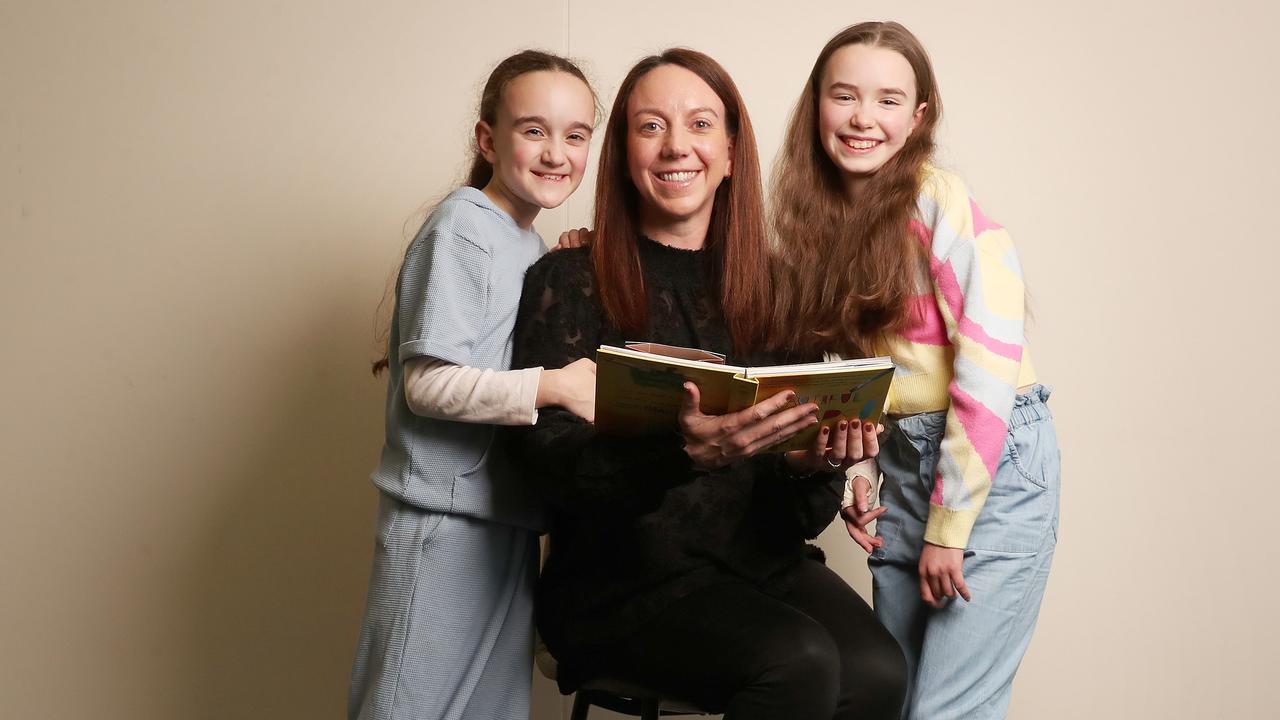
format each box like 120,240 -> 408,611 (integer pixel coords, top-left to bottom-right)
594,342 -> 895,453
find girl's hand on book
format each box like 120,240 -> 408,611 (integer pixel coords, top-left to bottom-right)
785,417 -> 881,475
537,358 -> 597,423
919,543 -> 971,607
678,383 -> 818,469
842,474 -> 886,554
832,418 -> 881,467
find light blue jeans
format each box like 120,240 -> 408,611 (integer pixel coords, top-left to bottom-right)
868,384 -> 1060,720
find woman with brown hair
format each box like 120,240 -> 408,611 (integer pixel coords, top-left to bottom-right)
510,48 -> 906,720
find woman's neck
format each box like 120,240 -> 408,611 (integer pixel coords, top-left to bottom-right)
639,206 -> 712,250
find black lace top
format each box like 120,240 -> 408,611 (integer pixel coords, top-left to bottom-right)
509,237 -> 843,687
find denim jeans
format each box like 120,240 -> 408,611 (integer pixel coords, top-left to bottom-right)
868,384 -> 1060,720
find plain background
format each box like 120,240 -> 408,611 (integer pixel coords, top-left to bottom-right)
3,1 -> 1277,718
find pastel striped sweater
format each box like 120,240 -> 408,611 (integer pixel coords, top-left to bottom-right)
875,166 -> 1037,549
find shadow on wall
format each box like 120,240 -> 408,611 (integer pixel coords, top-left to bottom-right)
174,290 -> 386,720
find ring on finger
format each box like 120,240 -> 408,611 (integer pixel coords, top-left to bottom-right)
825,455 -> 842,469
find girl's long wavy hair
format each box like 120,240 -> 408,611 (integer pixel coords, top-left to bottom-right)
372,50 -> 597,374
770,22 -> 941,358
592,48 -> 771,353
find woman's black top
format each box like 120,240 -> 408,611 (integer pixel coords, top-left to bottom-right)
509,237 -> 843,688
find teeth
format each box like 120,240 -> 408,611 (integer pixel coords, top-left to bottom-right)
844,138 -> 879,150
658,171 -> 697,182
535,172 -> 566,181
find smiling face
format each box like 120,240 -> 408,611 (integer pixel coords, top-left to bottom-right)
818,43 -> 926,195
625,64 -> 732,243
477,70 -> 596,227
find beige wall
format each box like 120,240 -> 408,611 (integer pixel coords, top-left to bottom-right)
3,1 -> 1277,718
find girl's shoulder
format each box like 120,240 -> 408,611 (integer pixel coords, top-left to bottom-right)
917,164 -> 973,215
420,186 -> 526,254
915,165 -> 1008,251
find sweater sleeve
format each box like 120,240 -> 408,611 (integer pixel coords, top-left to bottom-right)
396,227 -> 491,366
403,357 -> 541,426
508,252 -> 696,518
919,174 -> 1027,548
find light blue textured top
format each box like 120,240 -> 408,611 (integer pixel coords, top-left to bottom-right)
371,186 -> 547,530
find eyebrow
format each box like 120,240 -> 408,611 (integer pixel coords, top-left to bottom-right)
828,82 -> 908,97
631,106 -> 721,119
513,115 -> 594,133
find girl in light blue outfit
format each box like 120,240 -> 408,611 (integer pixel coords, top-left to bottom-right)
347,50 -> 598,720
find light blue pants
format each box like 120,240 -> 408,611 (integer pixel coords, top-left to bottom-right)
348,494 -> 538,720
869,385 -> 1060,720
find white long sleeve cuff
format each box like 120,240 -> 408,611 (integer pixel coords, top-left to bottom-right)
841,458 -> 880,509
403,356 -> 541,426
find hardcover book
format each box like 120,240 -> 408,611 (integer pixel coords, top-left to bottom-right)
594,342 -> 895,453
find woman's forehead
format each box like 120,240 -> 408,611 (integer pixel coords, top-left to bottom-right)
628,65 -> 724,117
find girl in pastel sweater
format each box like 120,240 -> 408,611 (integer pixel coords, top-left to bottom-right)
348,50 -> 598,720
770,22 -> 1061,720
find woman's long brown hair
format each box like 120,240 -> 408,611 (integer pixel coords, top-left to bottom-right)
372,50 -> 597,374
770,22 -> 941,358
592,48 -> 771,353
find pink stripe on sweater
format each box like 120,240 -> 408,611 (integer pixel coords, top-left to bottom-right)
948,381 -> 1007,480
931,251 -> 965,324
971,198 -> 1002,235
958,317 -> 1022,361
932,255 -> 1022,361
933,385 -> 1005,506
909,218 -> 932,246
902,294 -> 949,346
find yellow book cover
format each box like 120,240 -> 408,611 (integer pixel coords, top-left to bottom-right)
594,343 -> 894,453
594,343 -> 749,436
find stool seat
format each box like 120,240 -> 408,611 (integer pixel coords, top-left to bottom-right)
570,677 -> 717,719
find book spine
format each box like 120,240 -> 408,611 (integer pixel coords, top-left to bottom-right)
727,375 -> 762,414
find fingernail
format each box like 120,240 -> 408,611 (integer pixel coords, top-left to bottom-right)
838,420 -> 847,430
851,419 -> 860,429
821,426 -> 830,435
